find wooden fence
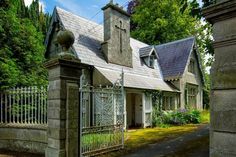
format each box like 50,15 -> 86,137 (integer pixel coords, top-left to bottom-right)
0,87 -> 47,124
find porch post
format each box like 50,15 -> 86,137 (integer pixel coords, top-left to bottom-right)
142,93 -> 145,128
203,1 -> 236,156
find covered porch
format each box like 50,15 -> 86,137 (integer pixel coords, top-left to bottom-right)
125,89 -> 152,129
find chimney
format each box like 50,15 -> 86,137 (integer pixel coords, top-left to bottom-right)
101,1 -> 132,67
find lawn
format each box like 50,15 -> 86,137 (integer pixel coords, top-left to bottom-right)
100,124 -> 199,157
100,110 -> 210,157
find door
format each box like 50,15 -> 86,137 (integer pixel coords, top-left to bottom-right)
135,94 -> 142,126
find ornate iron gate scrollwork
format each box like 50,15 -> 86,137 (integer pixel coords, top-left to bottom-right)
79,70 -> 124,156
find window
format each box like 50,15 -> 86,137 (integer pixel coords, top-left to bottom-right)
149,55 -> 155,68
145,95 -> 152,111
162,96 -> 175,110
186,85 -> 197,109
188,59 -> 195,74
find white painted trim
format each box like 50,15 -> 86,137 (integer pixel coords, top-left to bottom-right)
126,88 -> 144,94
142,93 -> 145,128
124,90 -> 127,130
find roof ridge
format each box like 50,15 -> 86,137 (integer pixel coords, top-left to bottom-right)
55,7 -> 150,46
155,36 -> 195,47
56,7 -> 103,27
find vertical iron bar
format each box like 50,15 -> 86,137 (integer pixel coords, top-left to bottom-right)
12,87 -> 17,123
21,87 -> 23,123
30,87 -> 34,123
79,70 -> 85,156
27,87 -> 30,123
24,87 -> 26,123
0,93 -> 2,123
35,87 -> 37,123
39,87 -> 41,124
17,87 -> 19,123
9,89 -> 12,123
121,69 -> 125,148
43,87 -> 45,124
44,87 -> 47,124
5,92 -> 7,123
12,88 -> 15,123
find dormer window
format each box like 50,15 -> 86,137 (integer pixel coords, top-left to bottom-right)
149,55 -> 155,68
139,46 -> 158,68
188,59 -> 195,74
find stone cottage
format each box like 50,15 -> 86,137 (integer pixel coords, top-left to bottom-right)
45,2 -> 204,128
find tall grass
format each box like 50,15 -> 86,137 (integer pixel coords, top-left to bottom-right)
200,110 -> 210,123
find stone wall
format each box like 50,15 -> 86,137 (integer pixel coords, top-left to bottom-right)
169,52 -> 203,110
0,125 -> 47,154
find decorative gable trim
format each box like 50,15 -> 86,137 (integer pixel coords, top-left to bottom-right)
44,7 -> 78,59
139,46 -> 159,68
139,46 -> 158,58
184,41 -> 205,85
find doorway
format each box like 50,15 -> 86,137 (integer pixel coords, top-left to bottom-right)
126,93 -> 143,128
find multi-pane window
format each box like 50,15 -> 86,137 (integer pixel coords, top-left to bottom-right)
188,59 -> 195,74
187,85 -> 197,109
162,96 -> 175,110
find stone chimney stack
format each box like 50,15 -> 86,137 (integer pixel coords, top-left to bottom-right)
101,1 -> 132,67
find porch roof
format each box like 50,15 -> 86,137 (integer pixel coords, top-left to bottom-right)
95,66 -> 179,92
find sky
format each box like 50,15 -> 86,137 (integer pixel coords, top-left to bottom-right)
24,0 -> 203,23
24,0 -> 128,23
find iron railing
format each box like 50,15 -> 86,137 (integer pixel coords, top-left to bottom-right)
79,69 -> 125,156
0,86 -> 47,125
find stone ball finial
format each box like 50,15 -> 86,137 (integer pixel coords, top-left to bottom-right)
57,30 -> 75,52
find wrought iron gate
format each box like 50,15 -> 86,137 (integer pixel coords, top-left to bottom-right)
79,70 -> 124,156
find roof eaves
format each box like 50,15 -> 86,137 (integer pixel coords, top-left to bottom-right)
193,44 -> 205,85
181,37 -> 195,78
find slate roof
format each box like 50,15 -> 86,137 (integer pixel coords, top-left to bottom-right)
96,67 -> 176,91
46,7 -> 177,92
139,46 -> 157,57
155,37 -> 195,80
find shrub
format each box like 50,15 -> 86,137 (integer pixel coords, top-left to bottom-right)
152,109 -> 201,127
200,110 -> 210,123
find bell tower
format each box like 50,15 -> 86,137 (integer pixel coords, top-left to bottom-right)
102,1 -> 132,67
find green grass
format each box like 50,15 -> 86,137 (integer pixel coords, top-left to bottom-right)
200,110 -> 210,124
82,132 -> 122,151
87,110 -> 210,156
100,124 -> 199,157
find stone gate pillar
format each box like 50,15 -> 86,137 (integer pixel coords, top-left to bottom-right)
45,58 -> 87,157
44,30 -> 88,157
203,1 -> 236,157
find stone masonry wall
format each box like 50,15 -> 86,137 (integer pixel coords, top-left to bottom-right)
0,125 -> 47,154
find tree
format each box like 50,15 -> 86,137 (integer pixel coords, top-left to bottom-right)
0,0 -> 48,90
127,0 -> 213,107
128,0 -> 200,45
202,0 -> 216,7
